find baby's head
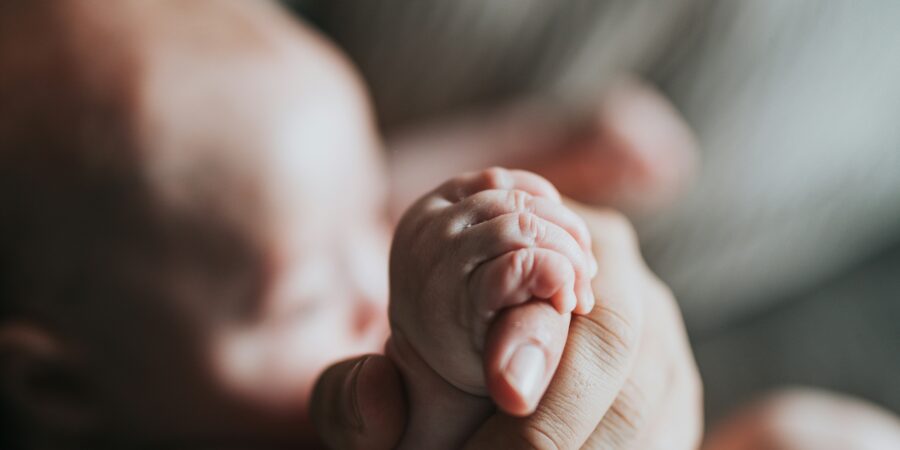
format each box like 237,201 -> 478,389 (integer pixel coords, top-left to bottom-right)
0,2 -> 387,447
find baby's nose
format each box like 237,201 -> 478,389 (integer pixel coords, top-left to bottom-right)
352,295 -> 389,341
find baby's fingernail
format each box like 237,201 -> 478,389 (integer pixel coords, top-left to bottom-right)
582,287 -> 596,313
558,289 -> 577,314
504,345 -> 546,405
578,282 -> 595,314
589,252 -> 598,277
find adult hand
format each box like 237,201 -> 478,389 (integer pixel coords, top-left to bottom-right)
466,204 -> 703,449
312,205 -> 703,449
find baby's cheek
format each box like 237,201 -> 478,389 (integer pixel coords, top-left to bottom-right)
212,304 -> 383,411
346,226 -> 391,308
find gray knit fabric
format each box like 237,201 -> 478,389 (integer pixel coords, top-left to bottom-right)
297,0 -> 697,128
640,0 -> 900,329
290,0 -> 900,331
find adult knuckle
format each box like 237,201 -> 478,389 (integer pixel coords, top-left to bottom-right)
586,209 -> 636,250
579,306 -> 639,370
684,358 -> 704,408
685,394 -> 705,450
517,420 -> 572,450
604,381 -> 651,445
603,210 -> 638,245
647,275 -> 676,303
657,360 -> 704,450
619,381 -> 651,421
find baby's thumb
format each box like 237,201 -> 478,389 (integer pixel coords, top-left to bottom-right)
484,301 -> 571,416
310,355 -> 407,450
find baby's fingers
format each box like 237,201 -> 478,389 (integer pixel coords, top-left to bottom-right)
460,212 -> 596,313
484,302 -> 570,416
445,189 -> 594,256
467,248 -> 576,348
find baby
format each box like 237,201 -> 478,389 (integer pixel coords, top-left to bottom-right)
0,1 -> 593,448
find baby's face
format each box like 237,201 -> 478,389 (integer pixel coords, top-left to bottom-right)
64,20 -> 390,445
204,82 -> 391,417
203,105 -> 391,438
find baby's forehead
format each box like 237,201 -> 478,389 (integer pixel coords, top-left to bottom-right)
136,50 -> 377,224
0,6 -> 384,324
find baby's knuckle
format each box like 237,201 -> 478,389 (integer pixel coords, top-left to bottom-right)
480,166 -> 511,190
510,248 -> 535,283
436,177 -> 464,198
516,212 -> 543,244
507,189 -> 535,214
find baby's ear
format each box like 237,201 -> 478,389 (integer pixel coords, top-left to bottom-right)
0,322 -> 98,438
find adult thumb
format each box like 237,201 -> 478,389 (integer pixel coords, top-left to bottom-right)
310,355 -> 407,450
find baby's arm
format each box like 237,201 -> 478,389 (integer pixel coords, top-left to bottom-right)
388,167 -> 597,449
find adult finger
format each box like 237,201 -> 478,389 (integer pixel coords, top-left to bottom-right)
466,206 -> 646,449
583,280 -> 702,449
484,301 -> 571,417
310,355 -> 407,450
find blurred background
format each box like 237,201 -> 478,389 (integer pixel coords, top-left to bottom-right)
286,0 -> 900,425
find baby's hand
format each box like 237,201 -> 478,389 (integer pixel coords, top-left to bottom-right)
389,168 -> 597,429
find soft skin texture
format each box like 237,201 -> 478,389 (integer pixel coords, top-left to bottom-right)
314,205 -> 704,450
387,168 -> 596,449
